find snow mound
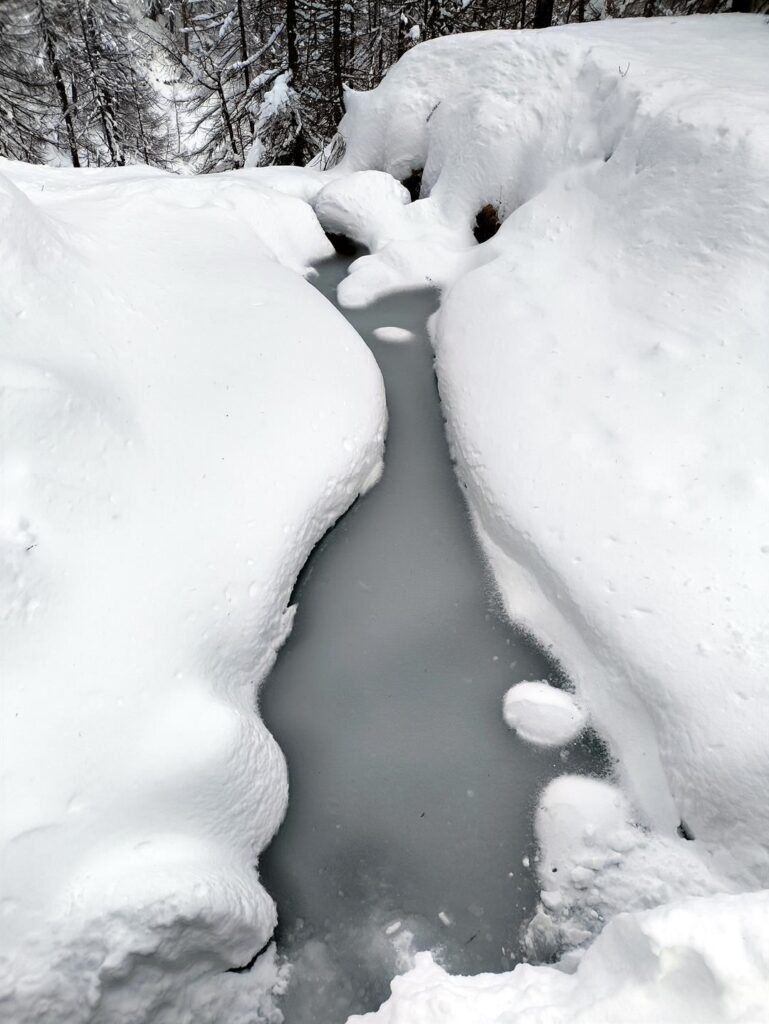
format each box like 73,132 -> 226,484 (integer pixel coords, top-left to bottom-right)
315,170 -> 411,247
528,776 -> 729,959
0,160 -> 385,1022
348,889 -> 769,1024
323,14 -> 769,1023
502,681 -> 586,747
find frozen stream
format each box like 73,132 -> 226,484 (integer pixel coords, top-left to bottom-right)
259,255 -> 603,1021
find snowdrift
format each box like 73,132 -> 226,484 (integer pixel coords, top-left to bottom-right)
348,889 -> 769,1024
312,15 -> 769,1022
0,161 -> 385,1022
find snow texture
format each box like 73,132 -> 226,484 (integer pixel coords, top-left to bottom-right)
316,14 -> 769,1023
348,888 -> 769,1024
0,160 -> 385,1022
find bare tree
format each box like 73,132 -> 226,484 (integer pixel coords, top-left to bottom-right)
2,0 -> 737,172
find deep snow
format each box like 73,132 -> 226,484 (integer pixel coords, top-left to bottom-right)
2,12 -> 768,1024
306,14 -> 769,1023
0,161 -> 385,1022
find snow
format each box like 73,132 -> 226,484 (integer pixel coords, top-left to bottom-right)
0,160 -> 385,1022
527,775 -> 731,960
310,13 -> 769,1023
4,12 -> 769,1023
372,326 -> 417,344
315,170 -> 412,248
313,169 -> 469,306
348,889 -> 769,1024
502,681 -> 586,747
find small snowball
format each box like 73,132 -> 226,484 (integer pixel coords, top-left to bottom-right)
373,326 -> 417,344
502,680 -> 586,747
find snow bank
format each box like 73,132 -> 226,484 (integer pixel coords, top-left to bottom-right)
316,14 -> 769,1022
348,889 -> 769,1024
0,160 -> 385,1022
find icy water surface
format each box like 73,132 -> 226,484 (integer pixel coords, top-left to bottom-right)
259,256 -> 600,1022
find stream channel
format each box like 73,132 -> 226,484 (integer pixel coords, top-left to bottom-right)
259,253 -> 601,1022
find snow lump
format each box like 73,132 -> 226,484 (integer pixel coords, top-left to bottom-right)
502,681 -> 586,748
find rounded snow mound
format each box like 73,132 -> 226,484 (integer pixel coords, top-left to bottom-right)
315,170 -> 411,251
502,680 -> 585,747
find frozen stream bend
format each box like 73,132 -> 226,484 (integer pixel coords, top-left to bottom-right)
259,254 -> 603,1021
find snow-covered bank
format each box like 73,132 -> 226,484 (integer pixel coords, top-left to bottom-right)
311,14 -> 769,1022
0,161 -> 385,1022
348,889 -> 769,1024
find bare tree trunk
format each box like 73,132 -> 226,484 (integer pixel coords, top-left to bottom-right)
332,0 -> 344,120
285,0 -> 305,163
286,0 -> 299,80
217,75 -> 240,165
131,69 -> 150,163
37,0 -> 80,166
236,0 -> 254,133
75,0 -> 123,165
181,0 -> 190,54
533,0 -> 554,27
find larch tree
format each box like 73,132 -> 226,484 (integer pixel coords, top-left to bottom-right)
0,1 -> 53,163
1,0 -> 738,171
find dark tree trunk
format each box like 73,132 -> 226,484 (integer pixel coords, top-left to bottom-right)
38,0 -> 80,166
75,0 -> 123,165
181,0 -> 189,54
236,0 -> 254,132
533,0 -> 554,28
332,0 -> 344,119
131,70 -> 150,164
216,75 -> 240,166
286,0 -> 299,81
